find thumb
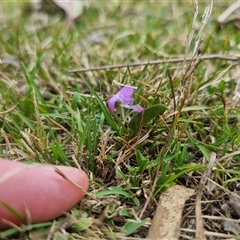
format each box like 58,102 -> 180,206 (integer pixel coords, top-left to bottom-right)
0,158 -> 89,229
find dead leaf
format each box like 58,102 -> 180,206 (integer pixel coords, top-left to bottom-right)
52,0 -> 90,21
218,1 -> 240,29
147,185 -> 194,240
1,53 -> 20,69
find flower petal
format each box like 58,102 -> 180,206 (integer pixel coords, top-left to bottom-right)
121,96 -> 134,104
107,94 -> 119,113
118,86 -> 134,99
107,85 -> 143,113
123,104 -> 143,113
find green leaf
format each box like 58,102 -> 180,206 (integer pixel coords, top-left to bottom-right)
136,150 -> 149,172
95,186 -> 140,206
119,209 -> 132,217
132,196 -> 140,206
128,104 -> 167,136
17,113 -> 36,131
21,63 -> 46,105
156,164 -> 204,194
196,144 -> 210,161
71,91 -> 80,111
117,169 -> 128,181
163,152 -> 181,162
95,186 -> 132,198
123,219 -> 149,235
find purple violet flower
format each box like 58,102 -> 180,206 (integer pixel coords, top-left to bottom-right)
107,85 -> 143,113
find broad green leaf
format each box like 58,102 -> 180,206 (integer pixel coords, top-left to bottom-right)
123,219 -> 149,235
132,196 -> 140,206
119,209 -> 132,217
128,104 -> 167,136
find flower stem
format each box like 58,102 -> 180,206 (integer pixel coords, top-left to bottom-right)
111,112 -> 128,134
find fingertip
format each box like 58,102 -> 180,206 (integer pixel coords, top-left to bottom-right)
0,159 -> 89,229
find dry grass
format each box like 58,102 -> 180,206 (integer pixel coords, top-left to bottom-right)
0,1 -> 240,239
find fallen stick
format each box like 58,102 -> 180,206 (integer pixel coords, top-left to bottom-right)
69,54 -> 240,73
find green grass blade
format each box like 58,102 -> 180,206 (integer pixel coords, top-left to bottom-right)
0,200 -> 25,221
80,76 -> 121,135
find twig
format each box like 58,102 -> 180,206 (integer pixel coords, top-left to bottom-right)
54,167 -> 97,201
195,152 -> 216,240
69,54 -> 240,73
0,104 -> 17,115
167,70 -> 176,112
207,178 -> 240,200
218,150 -> 240,162
181,228 -> 236,238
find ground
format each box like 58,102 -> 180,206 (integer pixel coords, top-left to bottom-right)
0,1 -> 240,239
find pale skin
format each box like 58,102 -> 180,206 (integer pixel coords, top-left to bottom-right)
0,158 -> 89,229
